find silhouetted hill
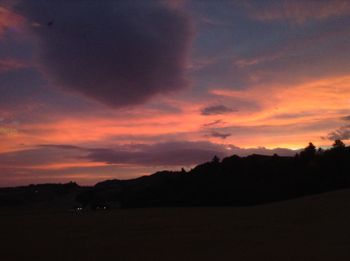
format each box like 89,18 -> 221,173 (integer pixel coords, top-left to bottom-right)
79,141 -> 350,208
0,182 -> 81,209
1,141 -> 350,209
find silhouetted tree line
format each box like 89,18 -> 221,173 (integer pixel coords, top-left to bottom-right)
75,140 -> 350,208
1,141 -> 350,209
0,182 -> 78,207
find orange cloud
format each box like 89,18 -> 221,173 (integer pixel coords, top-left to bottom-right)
0,101 -> 207,154
2,73 -> 348,154
210,74 -> 350,147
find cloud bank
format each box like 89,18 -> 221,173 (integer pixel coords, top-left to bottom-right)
0,141 -> 298,169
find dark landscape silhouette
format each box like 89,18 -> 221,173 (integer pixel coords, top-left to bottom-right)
1,140 -> 350,210
2,140 -> 350,261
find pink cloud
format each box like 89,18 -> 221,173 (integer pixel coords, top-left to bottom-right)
0,6 -> 24,38
0,59 -> 27,72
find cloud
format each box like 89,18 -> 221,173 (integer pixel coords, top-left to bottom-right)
203,119 -> 224,127
0,145 -> 86,167
85,141 -> 226,166
17,1 -> 194,108
38,144 -> 83,150
201,105 -> 235,115
0,142 -> 226,168
227,145 -> 299,157
246,0 -> 350,25
0,6 -> 24,38
209,131 -> 231,139
341,115 -> 350,121
0,59 -> 27,72
0,141 -> 298,186
272,112 -> 317,120
85,141 -> 298,166
0,141 -> 296,186
324,125 -> 350,141
0,127 -> 18,136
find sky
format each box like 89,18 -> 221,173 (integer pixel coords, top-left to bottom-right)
0,0 -> 350,186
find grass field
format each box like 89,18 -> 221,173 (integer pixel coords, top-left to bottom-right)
1,190 -> 350,261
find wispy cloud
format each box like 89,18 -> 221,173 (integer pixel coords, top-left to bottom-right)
324,125 -> 350,141
246,0 -> 350,25
0,59 -> 27,72
209,131 -> 231,139
201,105 -> 235,116
203,119 -> 225,127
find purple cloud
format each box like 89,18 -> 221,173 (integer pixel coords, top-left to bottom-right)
0,141 -> 298,169
85,141 -> 226,166
0,145 -> 86,167
17,1 -> 194,108
85,141 -> 298,166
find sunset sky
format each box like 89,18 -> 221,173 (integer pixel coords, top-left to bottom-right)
0,0 -> 350,186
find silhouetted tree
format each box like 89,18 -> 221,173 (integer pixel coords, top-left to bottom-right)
332,139 -> 346,149
300,142 -> 316,160
317,148 -> 324,155
212,155 -> 220,164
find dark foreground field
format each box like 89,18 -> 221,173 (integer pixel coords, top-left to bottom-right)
1,190 -> 350,261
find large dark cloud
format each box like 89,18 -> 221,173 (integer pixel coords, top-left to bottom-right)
17,0 -> 193,108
